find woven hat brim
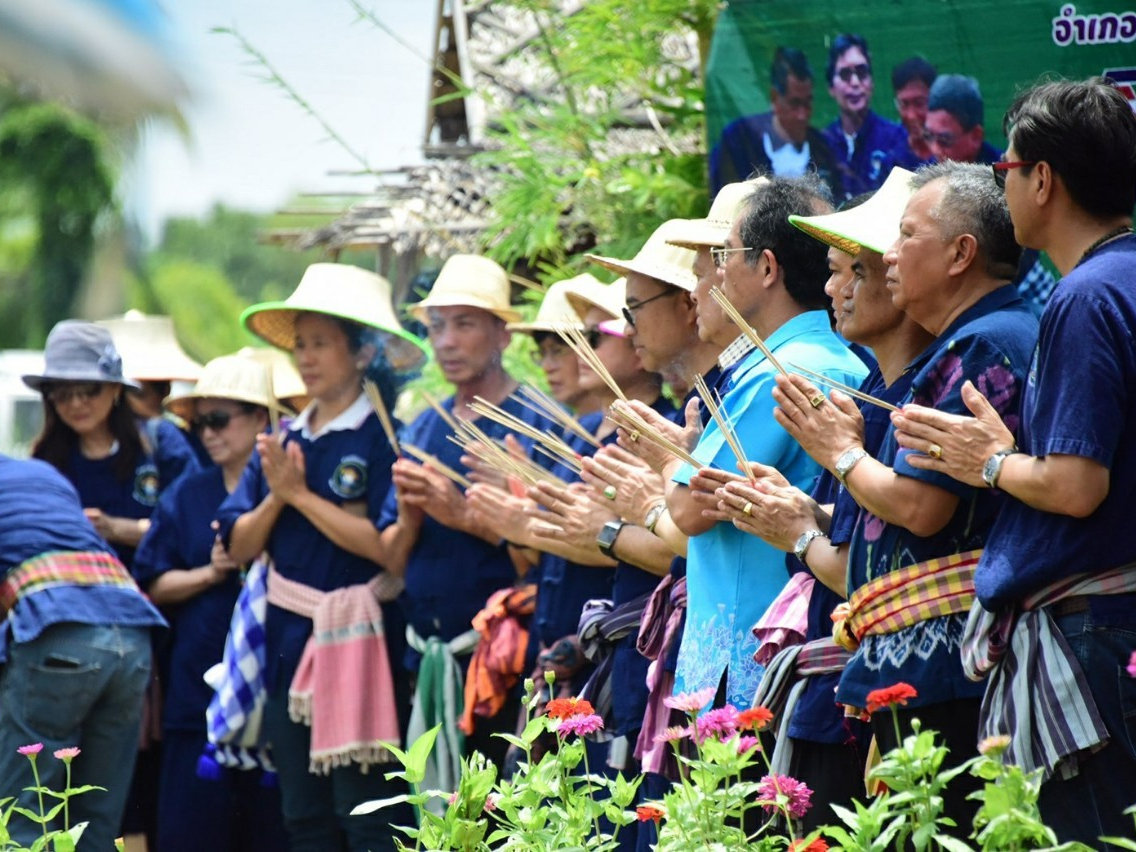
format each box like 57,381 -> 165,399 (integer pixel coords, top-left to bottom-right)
788,219 -> 862,257
585,253 -> 696,293
506,320 -> 585,334
240,304 -> 428,374
165,389 -> 293,424
663,220 -> 731,250
408,297 -> 522,325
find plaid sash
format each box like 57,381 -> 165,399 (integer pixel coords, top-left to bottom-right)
961,561 -> 1136,780
1,550 -> 136,615
578,592 -> 653,741
634,575 -> 688,778
832,549 -> 981,650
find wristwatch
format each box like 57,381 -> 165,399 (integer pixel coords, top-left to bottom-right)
834,447 -> 868,485
982,448 -> 1017,489
794,529 -> 827,564
596,520 -> 627,556
644,502 -> 667,534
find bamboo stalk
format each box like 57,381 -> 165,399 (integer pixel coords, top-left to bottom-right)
363,379 -> 401,454
694,375 -> 751,481
401,443 -> 472,489
607,400 -> 702,468
709,287 -> 788,376
556,322 -> 628,402
788,362 -> 898,412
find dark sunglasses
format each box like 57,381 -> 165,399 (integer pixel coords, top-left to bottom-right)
992,160 -> 1036,189
192,410 -> 247,433
836,64 -> 870,83
621,289 -> 678,328
44,382 -> 105,405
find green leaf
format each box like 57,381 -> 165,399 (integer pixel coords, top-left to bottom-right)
350,793 -> 410,816
403,724 -> 441,785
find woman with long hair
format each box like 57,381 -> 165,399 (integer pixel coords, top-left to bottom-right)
216,264 -> 426,851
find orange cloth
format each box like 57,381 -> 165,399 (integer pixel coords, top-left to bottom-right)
459,584 -> 537,735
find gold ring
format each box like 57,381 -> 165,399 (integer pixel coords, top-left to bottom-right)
927,443 -> 943,460
629,429 -> 640,442
742,501 -> 753,517
809,393 -> 826,409
603,485 -> 617,500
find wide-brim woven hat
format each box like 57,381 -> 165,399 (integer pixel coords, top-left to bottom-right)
586,220 -> 697,292
165,352 -> 293,423
96,311 -> 203,382
507,273 -> 606,334
241,263 -> 427,374
790,167 -> 917,256
237,346 -> 309,412
409,254 -> 522,324
666,177 -> 770,250
23,320 -> 141,391
565,277 -> 627,322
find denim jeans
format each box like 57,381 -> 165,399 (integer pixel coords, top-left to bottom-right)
1037,610 -> 1136,845
0,622 -> 151,851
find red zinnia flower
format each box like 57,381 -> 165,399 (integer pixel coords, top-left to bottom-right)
788,839 -> 829,852
546,697 -> 595,720
738,706 -> 774,731
865,682 -> 918,714
636,805 -> 666,824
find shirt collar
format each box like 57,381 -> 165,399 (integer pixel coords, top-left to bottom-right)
718,334 -> 755,369
289,392 -> 371,440
907,285 -> 1025,373
734,310 -> 833,375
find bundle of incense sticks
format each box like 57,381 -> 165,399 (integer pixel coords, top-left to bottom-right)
449,430 -> 569,488
468,397 -> 582,469
268,405 -> 280,437
708,287 -> 788,376
514,385 -> 601,448
694,375 -> 752,481
363,379 -> 401,454
419,389 -> 462,433
788,362 -> 899,412
555,321 -> 629,402
607,399 -> 702,468
401,443 -> 473,489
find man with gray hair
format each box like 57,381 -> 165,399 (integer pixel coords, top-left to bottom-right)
924,74 -> 1001,165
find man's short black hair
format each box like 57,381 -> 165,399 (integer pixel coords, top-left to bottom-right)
892,56 -> 937,92
1004,77 -> 1136,219
771,47 -> 812,96
825,33 -> 871,85
928,74 -> 984,130
738,174 -> 833,310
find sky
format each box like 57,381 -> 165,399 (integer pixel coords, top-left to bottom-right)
128,0 -> 436,243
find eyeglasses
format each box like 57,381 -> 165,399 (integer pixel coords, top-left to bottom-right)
192,409 -> 248,433
895,96 -> 928,112
710,246 -> 753,268
44,382 -> 105,405
922,129 -> 958,148
836,64 -> 871,84
531,340 -> 571,364
621,289 -> 678,328
582,329 -> 607,349
992,160 -> 1037,189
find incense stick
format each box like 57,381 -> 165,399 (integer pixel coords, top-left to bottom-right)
709,287 -> 788,376
401,443 -> 473,489
607,400 -> 702,468
694,375 -> 752,480
363,379 -> 401,454
514,385 -> 602,448
788,362 -> 898,412
468,397 -> 583,467
419,389 -> 462,434
556,322 -> 629,402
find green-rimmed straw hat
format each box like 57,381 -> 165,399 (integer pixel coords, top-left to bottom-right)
586,219 -> 697,292
507,273 -> 607,335
789,167 -> 917,256
165,352 -> 293,423
241,263 -> 427,374
665,177 -> 770,250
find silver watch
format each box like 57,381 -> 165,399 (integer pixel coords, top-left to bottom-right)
982,449 -> 1016,489
835,447 -> 868,485
794,529 -> 827,564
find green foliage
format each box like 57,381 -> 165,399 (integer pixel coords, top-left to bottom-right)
147,259 -> 258,361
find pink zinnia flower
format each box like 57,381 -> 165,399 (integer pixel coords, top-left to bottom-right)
736,736 -> 761,754
694,706 -> 738,742
483,793 -> 500,812
556,713 -> 605,738
978,734 -> 1011,756
654,726 -> 690,744
1127,651 -> 1136,679
757,773 -> 813,818
17,743 -> 43,756
663,686 -> 716,713
54,747 -> 81,761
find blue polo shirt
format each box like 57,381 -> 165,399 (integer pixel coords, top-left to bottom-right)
838,286 -> 1038,710
821,111 -> 909,199
977,235 -> 1136,613
378,393 -> 553,662
673,311 -> 867,708
217,395 -> 405,690
63,418 -> 199,567
134,466 -> 242,733
0,456 -> 165,662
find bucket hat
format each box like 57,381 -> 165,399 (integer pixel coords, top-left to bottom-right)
409,254 -> 521,324
165,352 -> 292,423
586,220 -> 697,292
241,263 -> 427,374
507,273 -> 607,335
565,278 -> 627,322
97,310 -> 203,382
23,320 -> 141,391
790,167 -> 916,256
665,178 -> 770,250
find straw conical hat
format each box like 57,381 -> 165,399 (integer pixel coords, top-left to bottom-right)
565,278 -> 627,322
408,254 -> 521,324
665,178 -> 770,250
165,353 -> 291,422
790,167 -> 916,256
97,310 -> 203,382
507,273 -> 607,334
238,347 -> 308,412
586,220 -> 697,291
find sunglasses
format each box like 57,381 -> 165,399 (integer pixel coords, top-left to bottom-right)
836,64 -> 871,83
44,382 -> 105,405
621,289 -> 678,328
992,160 -> 1036,189
192,409 -> 248,433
